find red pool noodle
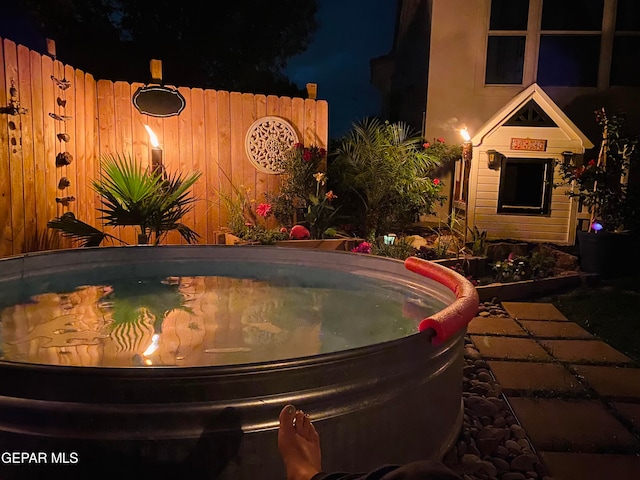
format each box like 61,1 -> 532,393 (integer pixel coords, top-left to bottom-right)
404,256 -> 479,345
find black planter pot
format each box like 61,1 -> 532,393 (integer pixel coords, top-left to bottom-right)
577,230 -> 632,277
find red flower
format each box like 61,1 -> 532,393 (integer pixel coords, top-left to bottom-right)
319,148 -> 327,157
256,203 -> 272,218
437,137 -> 445,143
302,149 -> 312,161
280,227 -> 288,233
433,178 -> 440,185
294,143 -> 304,149
588,159 -> 596,166
575,166 -> 586,178
325,190 -> 337,201
423,142 -> 430,148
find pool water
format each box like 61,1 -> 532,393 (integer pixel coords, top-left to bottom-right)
0,262 -> 446,367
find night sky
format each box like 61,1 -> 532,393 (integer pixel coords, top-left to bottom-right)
284,0 -> 396,139
0,0 -> 397,141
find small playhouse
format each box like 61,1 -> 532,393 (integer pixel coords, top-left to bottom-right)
453,84 -> 594,246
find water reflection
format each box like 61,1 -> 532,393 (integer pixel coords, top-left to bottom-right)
0,275 -> 433,368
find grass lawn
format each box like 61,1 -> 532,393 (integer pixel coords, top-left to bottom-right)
535,276 -> 640,362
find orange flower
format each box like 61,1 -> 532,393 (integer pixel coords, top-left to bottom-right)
325,190 -> 337,201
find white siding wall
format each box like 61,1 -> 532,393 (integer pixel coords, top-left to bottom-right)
467,127 -> 583,245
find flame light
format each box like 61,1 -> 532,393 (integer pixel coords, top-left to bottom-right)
144,125 -> 163,174
460,128 -> 471,142
144,125 -> 160,148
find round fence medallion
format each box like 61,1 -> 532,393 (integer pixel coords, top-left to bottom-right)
245,116 -> 299,174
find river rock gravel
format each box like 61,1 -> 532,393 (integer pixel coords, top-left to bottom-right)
442,299 -> 555,480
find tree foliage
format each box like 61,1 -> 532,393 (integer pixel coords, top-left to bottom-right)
4,0 -> 318,95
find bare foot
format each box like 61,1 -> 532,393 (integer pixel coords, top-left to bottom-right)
278,404 -> 322,480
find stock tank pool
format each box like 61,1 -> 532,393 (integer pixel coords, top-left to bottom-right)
0,245 -> 478,480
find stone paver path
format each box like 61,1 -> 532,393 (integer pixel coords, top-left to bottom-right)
467,302 -> 640,480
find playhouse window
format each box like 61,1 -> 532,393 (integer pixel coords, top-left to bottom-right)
498,158 -> 553,215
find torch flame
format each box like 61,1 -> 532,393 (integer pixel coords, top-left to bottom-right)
144,125 -> 160,148
460,128 -> 471,142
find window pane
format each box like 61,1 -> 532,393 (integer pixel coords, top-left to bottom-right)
502,163 -> 545,207
498,159 -> 552,214
541,0 -> 604,30
537,35 -> 600,86
616,0 -> 640,31
485,36 -> 525,84
611,36 -> 640,86
490,0 -> 529,30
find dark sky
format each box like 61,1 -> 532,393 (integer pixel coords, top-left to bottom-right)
0,0 -> 397,141
284,0 -> 396,139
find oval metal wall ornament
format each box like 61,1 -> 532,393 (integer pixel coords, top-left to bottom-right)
245,116 -> 299,174
132,86 -> 186,117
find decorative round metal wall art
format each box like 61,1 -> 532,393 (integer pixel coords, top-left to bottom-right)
245,116 -> 299,174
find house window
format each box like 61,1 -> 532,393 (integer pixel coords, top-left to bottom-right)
538,35 -> 601,87
611,0 -> 640,86
486,37 -> 526,84
485,0 -> 529,85
486,0 -> 640,88
498,158 -> 553,215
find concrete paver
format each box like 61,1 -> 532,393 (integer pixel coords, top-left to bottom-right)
541,339 -> 632,364
488,360 -> 584,394
541,452 -> 640,480
572,365 -> 640,398
470,335 -> 553,361
508,398 -> 640,452
466,317 -> 528,336
612,403 -> 640,430
502,302 -> 568,321
519,320 -> 593,339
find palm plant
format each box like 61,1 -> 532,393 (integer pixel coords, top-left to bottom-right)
49,153 -> 202,246
330,118 -> 445,237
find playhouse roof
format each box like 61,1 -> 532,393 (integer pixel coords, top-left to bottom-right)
471,83 -> 594,150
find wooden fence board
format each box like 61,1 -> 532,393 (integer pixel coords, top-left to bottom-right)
29,50 -> 47,244
178,86 -> 194,244
241,93 -> 256,201
217,90 -> 232,229
114,81 -> 135,246
18,45 -> 36,251
84,74 -> 99,229
74,68 -> 87,225
5,40 -> 24,255
162,90 -> 181,245
190,88 -> 206,242
96,79 -> 119,243
0,39 -> 11,256
204,89 -> 219,243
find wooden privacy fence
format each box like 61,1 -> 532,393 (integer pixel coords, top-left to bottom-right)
0,37 -> 328,257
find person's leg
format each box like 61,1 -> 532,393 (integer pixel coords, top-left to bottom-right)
278,404 -> 322,480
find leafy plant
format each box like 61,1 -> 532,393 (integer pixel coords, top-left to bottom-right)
304,172 -> 341,239
330,118 -> 445,237
269,143 -> 328,227
217,184 -> 287,245
370,237 -> 416,260
557,109 -> 639,232
49,153 -> 202,245
468,226 -> 488,256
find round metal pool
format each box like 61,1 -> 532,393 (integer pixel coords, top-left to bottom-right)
0,245 -> 478,479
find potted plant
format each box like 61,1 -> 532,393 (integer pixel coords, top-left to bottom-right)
48,153 -> 202,246
557,109 -> 638,276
